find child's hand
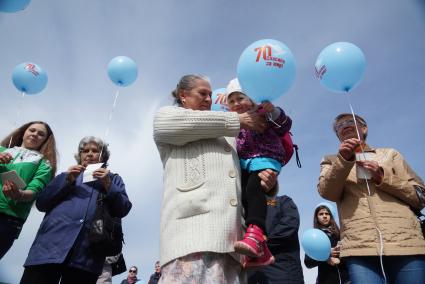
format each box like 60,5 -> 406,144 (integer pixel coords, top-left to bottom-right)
260,101 -> 275,113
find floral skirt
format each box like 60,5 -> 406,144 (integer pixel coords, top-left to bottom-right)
159,252 -> 246,284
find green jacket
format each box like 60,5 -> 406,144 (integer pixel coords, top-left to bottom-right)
0,146 -> 52,220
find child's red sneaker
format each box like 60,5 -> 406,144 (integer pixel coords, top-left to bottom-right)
243,240 -> 275,268
234,224 -> 265,257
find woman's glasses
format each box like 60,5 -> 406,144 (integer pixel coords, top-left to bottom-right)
129,269 -> 137,273
334,119 -> 354,131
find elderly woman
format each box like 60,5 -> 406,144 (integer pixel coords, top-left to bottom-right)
153,74 -> 277,283
318,113 -> 425,283
21,136 -> 132,284
0,121 -> 57,259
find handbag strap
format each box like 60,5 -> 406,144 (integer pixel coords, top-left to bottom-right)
415,185 -> 425,209
294,144 -> 301,168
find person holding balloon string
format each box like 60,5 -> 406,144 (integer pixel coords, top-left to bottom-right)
317,113 -> 425,284
0,121 -> 57,260
225,78 -> 292,268
304,203 -> 349,284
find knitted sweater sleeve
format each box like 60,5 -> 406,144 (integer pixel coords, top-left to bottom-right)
153,106 -> 240,146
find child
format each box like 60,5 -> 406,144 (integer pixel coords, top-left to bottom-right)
304,204 -> 349,284
225,78 -> 292,267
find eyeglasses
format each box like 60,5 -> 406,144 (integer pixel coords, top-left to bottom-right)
334,119 -> 362,132
129,269 -> 137,273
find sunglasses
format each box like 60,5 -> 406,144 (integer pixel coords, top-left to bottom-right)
129,269 -> 137,273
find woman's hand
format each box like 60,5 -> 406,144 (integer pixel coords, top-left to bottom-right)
258,169 -> 277,193
356,160 -> 384,184
238,111 -> 267,133
0,152 -> 13,164
327,257 -> 340,266
2,180 -> 22,200
338,138 -> 360,161
93,168 -> 111,192
330,245 -> 340,258
67,165 -> 85,184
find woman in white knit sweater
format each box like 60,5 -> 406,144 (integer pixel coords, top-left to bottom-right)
153,74 -> 277,283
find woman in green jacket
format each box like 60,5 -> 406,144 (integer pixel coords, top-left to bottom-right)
0,121 -> 57,259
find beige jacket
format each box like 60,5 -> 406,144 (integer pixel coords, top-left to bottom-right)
318,146 -> 425,257
154,106 -> 244,266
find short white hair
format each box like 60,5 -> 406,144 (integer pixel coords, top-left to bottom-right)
74,136 -> 110,165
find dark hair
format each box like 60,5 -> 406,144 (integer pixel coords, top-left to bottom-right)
171,74 -> 210,105
74,136 -> 110,165
1,121 -> 58,175
313,205 -> 340,239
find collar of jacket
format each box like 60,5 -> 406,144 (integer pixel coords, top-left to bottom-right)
362,143 -> 375,152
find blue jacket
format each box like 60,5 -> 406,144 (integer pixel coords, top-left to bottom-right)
24,172 -> 132,275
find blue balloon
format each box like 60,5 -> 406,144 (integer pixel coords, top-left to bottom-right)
237,39 -> 296,102
301,228 -> 331,261
211,88 -> 228,111
0,0 -> 30,13
316,201 -> 338,219
315,42 -> 366,93
107,56 -> 138,87
12,62 -> 48,94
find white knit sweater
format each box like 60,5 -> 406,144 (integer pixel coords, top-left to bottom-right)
153,106 -> 244,266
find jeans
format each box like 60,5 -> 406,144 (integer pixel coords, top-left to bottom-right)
0,213 -> 24,259
346,255 -> 425,284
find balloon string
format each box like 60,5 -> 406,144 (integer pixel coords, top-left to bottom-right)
99,89 -> 120,162
337,266 -> 341,284
266,113 -> 281,128
8,91 -> 26,148
346,92 -> 387,283
346,94 -> 364,152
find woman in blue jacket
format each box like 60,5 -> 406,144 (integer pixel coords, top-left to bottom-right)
21,136 -> 132,284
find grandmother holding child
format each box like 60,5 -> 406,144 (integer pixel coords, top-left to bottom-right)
153,74 -> 278,283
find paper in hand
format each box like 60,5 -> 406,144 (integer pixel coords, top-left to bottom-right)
83,163 -> 104,183
1,170 -> 27,190
355,153 -> 373,179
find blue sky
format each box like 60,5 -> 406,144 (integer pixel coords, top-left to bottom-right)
1,0 -> 425,283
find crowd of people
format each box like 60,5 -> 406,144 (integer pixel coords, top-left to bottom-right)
1,74 -> 424,283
